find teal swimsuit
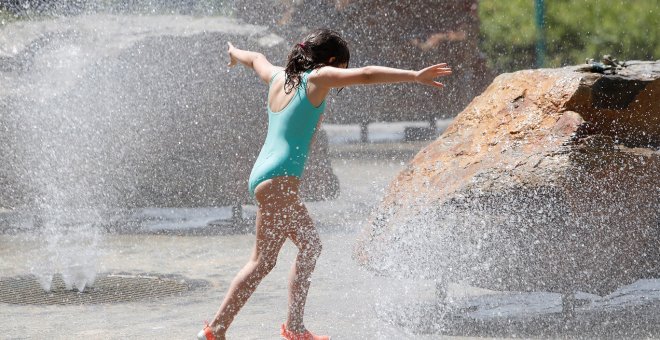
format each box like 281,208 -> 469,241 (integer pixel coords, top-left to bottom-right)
248,70 -> 326,196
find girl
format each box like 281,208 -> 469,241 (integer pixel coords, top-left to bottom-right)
199,29 -> 451,340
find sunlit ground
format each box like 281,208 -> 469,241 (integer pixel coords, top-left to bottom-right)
2,124 -> 660,338
0,137 -> 444,339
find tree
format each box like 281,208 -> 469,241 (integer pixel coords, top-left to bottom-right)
479,0 -> 659,73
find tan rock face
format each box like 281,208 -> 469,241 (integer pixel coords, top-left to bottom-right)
356,62 -> 660,296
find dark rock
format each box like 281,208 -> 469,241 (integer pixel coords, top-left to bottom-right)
231,0 -> 494,124
0,15 -> 339,211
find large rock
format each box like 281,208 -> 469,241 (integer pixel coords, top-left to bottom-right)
232,0 -> 493,124
0,15 -> 339,211
355,61 -> 660,296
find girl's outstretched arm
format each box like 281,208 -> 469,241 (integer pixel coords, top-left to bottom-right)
227,42 -> 280,83
311,64 -> 452,89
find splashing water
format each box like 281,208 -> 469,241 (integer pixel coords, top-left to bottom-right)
1,13 -> 293,292
26,210 -> 102,292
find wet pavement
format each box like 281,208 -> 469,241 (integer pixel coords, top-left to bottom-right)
1,126 -> 660,339
0,134 -> 435,339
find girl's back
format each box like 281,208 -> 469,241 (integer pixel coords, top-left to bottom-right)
248,70 -> 325,196
268,69 -> 328,112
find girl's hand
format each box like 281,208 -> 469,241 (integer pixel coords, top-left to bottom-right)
227,42 -> 237,67
415,63 -> 452,88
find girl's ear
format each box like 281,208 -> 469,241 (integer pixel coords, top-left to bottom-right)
328,57 -> 337,65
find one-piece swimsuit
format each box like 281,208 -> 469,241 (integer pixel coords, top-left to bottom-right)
248,70 -> 326,196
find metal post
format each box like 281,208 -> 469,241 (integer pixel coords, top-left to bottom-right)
561,291 -> 576,320
360,121 -> 369,143
535,0 -> 546,68
231,203 -> 243,228
435,280 -> 447,305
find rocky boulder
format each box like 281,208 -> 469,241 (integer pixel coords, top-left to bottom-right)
232,0 -> 493,124
355,61 -> 660,296
0,15 -> 339,211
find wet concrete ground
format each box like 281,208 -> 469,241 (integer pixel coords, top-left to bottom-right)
0,122 -> 413,337
1,125 -> 660,339
0,148 -> 443,339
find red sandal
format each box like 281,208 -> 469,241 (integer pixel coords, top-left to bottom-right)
281,323 -> 330,340
197,321 -> 217,340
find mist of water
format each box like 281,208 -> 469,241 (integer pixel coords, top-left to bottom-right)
1,11 -> 277,291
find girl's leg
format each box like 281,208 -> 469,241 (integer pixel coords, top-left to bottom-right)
208,179 -> 293,338
285,197 -> 323,333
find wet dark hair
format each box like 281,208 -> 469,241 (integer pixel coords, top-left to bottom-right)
284,29 -> 350,94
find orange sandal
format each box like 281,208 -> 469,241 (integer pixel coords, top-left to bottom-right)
197,321 -> 217,340
280,323 -> 330,340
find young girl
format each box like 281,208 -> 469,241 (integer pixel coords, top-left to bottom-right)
199,29 -> 451,340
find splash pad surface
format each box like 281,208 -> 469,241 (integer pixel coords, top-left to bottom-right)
0,273 -> 209,305
0,11 -> 658,340
1,154 -> 659,339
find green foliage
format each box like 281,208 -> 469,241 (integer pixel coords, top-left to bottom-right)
479,0 -> 659,72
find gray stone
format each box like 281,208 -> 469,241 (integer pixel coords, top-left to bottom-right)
0,15 -> 339,211
231,0 -> 493,124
